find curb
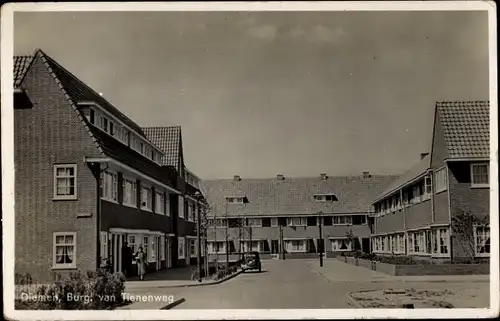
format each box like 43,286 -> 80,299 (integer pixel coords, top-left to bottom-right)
127,270 -> 243,290
345,293 -> 363,308
160,297 -> 186,310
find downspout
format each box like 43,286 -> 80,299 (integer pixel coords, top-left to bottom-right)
445,161 -> 453,260
95,162 -> 109,270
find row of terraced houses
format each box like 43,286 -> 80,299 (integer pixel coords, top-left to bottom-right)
200,101 -> 490,262
13,49 -> 491,282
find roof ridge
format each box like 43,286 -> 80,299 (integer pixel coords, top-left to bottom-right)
39,50 -> 146,137
203,174 -> 398,181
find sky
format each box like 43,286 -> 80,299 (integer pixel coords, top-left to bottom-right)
14,10 -> 490,179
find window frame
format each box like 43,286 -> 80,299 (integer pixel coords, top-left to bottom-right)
333,215 -> 352,225
470,163 -> 489,188
53,164 -> 78,200
155,191 -> 165,214
53,232 -> 77,269
434,167 -> 448,193
122,177 -> 137,208
178,237 -> 186,259
140,184 -> 153,211
474,225 -> 490,257
160,235 -> 165,261
330,238 -> 352,252
101,170 -> 118,203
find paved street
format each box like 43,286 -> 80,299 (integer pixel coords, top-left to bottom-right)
124,259 -> 490,309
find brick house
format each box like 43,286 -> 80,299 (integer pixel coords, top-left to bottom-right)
201,173 -> 397,260
371,101 -> 490,261
14,49 -> 197,282
143,126 -> 206,266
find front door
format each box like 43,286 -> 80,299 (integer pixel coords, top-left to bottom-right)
271,240 -> 279,254
156,236 -> 161,271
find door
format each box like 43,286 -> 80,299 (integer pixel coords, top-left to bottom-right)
156,236 -> 161,271
362,238 -> 370,253
271,240 -> 279,254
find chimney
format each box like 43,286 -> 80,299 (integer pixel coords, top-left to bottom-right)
363,171 -> 371,179
233,175 -> 241,181
320,173 -> 328,180
420,152 -> 429,160
277,174 -> 284,181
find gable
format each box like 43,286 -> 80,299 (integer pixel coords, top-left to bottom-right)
430,108 -> 449,168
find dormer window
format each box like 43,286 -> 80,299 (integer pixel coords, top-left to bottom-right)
227,197 -> 246,204
314,194 -> 338,202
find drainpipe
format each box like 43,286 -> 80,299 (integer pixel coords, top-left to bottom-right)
95,162 -> 109,270
400,188 -> 406,255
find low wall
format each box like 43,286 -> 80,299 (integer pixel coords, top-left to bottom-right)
337,257 -> 490,276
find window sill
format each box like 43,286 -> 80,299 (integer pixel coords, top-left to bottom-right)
435,189 -> 447,195
101,198 -> 118,204
53,196 -> 78,201
52,265 -> 77,270
475,253 -> 490,258
471,185 -> 489,189
140,207 -> 153,212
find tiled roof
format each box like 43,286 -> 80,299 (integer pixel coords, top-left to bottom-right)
373,155 -> 431,203
14,55 -> 34,88
142,126 -> 182,170
436,101 -> 490,159
39,51 -> 148,138
88,126 -> 174,187
201,175 -> 398,217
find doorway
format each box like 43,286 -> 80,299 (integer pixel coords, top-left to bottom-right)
362,238 -> 370,253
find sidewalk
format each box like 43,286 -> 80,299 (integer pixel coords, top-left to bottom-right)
309,259 -> 490,283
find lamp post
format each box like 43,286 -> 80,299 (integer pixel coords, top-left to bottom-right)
194,191 -> 203,282
318,211 -> 323,267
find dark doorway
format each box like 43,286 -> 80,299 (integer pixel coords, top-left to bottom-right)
362,238 -> 370,253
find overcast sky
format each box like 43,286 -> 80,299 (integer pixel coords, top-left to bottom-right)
14,10 -> 489,179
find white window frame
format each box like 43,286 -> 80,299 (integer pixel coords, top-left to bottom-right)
189,238 -> 197,257
149,236 -> 156,262
53,232 -> 77,269
471,163 -> 489,188
101,170 -> 118,203
333,215 -> 352,225
53,164 -> 77,200
330,238 -> 352,252
271,218 -> 278,227
122,177 -> 137,207
100,232 -> 108,266
165,193 -> 171,216
140,185 -> 153,211
178,237 -> 186,259
474,225 -> 490,257
407,231 -> 427,255
187,202 -> 194,222
209,241 -> 225,254
435,228 -> 450,257
179,197 -> 185,219
247,218 -> 262,227
155,191 -> 165,214
160,235 -> 165,260
287,217 -> 307,227
434,167 -> 448,193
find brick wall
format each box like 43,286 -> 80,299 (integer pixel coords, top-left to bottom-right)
373,210 -> 404,234
433,190 -> 450,224
15,55 -> 101,283
404,200 -> 433,230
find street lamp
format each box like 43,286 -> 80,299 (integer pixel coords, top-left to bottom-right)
194,191 -> 203,282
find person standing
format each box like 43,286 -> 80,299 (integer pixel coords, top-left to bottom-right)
121,242 -> 132,277
135,246 -> 146,280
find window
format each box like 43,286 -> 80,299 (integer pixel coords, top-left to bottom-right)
160,236 -> 165,260
101,171 -> 118,202
435,168 -> 447,193
323,216 -> 333,226
314,194 -> 338,202
398,234 -> 405,254
53,232 -> 76,268
110,122 -> 114,136
271,218 -> 278,227
423,175 -> 432,199
352,215 -> 367,225
408,231 -> 426,254
141,186 -> 152,211
333,216 -> 352,225
165,193 -> 170,216
178,237 -> 185,259
227,197 -> 244,204
150,237 -> 156,262
190,239 -> 196,257
123,178 -> 137,207
391,235 -> 397,253
287,217 -> 307,226
54,164 -> 77,200
474,226 -> 490,257
262,218 -> 271,227
178,197 -> 185,218
210,241 -> 224,253
90,108 -> 95,123
438,228 -> 449,255
330,238 -> 351,251
187,203 -> 193,222
128,235 -> 137,254
411,184 -> 421,204
247,218 -> 262,227
155,191 -> 165,214
100,232 -> 108,266
471,163 -> 489,187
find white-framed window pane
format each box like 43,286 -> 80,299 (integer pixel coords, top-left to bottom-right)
472,164 -> 489,186
54,165 -> 77,198
475,226 -> 490,256
54,232 -> 76,267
